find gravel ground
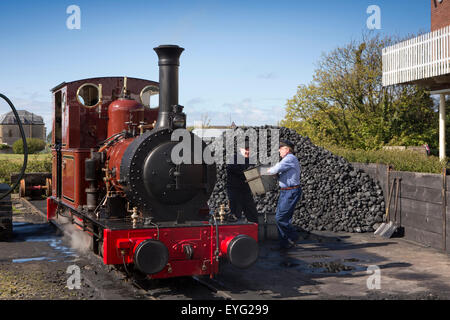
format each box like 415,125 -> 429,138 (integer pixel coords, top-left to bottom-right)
0,199 -> 144,300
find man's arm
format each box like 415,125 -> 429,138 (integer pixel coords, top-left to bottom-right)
268,156 -> 295,175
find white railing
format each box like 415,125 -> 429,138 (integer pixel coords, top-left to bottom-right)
382,25 -> 450,86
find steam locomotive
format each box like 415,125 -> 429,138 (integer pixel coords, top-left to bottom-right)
47,45 -> 259,279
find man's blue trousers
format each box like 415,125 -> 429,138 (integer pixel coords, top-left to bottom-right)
275,187 -> 302,248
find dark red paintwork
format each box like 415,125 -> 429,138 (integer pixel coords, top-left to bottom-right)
103,223 -> 258,279
107,99 -> 144,137
47,197 -> 57,220
51,77 -> 159,209
106,138 -> 134,185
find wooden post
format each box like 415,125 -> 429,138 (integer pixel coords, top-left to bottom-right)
443,167 -> 447,252
386,165 -> 391,221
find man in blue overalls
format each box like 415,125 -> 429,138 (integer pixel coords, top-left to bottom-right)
268,140 -> 302,250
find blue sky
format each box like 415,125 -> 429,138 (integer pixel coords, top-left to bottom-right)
0,0 -> 431,131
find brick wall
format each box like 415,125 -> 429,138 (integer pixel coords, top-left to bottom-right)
431,0 -> 450,31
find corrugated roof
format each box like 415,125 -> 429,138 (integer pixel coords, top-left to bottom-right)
0,110 -> 44,125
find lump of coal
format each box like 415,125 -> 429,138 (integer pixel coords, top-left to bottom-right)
206,126 -> 385,233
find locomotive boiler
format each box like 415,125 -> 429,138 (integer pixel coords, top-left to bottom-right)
47,45 -> 259,278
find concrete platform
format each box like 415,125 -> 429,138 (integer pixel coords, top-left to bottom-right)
216,231 -> 450,299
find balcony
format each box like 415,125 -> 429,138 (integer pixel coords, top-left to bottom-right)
382,25 -> 450,90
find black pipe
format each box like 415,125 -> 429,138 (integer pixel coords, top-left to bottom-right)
153,45 -> 184,130
0,94 -> 28,200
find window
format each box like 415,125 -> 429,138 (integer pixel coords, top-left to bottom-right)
140,85 -> 159,109
76,83 -> 100,108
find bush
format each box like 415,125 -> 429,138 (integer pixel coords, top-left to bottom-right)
325,145 -> 446,174
0,144 -> 10,150
0,155 -> 52,184
12,138 -> 46,154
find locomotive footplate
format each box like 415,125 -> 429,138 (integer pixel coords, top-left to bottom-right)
47,196 -> 255,230
47,197 -> 259,279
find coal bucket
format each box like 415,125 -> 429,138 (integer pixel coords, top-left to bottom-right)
244,165 -> 278,196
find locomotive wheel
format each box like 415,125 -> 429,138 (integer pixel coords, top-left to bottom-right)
45,178 -> 52,197
19,179 -> 26,198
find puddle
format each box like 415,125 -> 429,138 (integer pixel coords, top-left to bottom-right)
11,222 -> 78,263
308,261 -> 355,273
48,239 -> 78,257
13,257 -> 47,263
305,259 -> 367,274
299,255 -> 331,259
344,258 -> 360,263
13,222 -> 57,241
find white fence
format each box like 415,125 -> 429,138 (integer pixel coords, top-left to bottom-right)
382,25 -> 450,86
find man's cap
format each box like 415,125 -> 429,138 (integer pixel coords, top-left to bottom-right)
279,139 -> 295,150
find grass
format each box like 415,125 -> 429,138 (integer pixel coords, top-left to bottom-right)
325,146 -> 447,174
0,153 -> 51,162
0,153 -> 52,183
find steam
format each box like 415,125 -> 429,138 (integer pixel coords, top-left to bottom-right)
57,216 -> 92,254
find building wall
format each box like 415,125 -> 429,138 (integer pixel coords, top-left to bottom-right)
0,124 -> 46,146
431,0 -> 450,31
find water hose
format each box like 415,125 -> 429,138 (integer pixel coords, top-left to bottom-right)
0,94 -> 28,200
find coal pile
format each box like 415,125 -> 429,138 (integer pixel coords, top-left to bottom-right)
207,126 -> 385,233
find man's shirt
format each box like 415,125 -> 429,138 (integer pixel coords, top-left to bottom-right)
268,153 -> 301,188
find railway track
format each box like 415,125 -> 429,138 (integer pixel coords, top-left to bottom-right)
19,197 -> 239,300
129,273 -> 235,300
192,276 -> 234,300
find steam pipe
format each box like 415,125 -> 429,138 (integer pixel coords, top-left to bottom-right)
153,45 -> 184,130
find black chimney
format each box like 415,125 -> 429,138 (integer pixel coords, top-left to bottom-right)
153,45 -> 185,130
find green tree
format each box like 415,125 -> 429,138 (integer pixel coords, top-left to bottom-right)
12,138 -> 46,154
281,33 -> 437,150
